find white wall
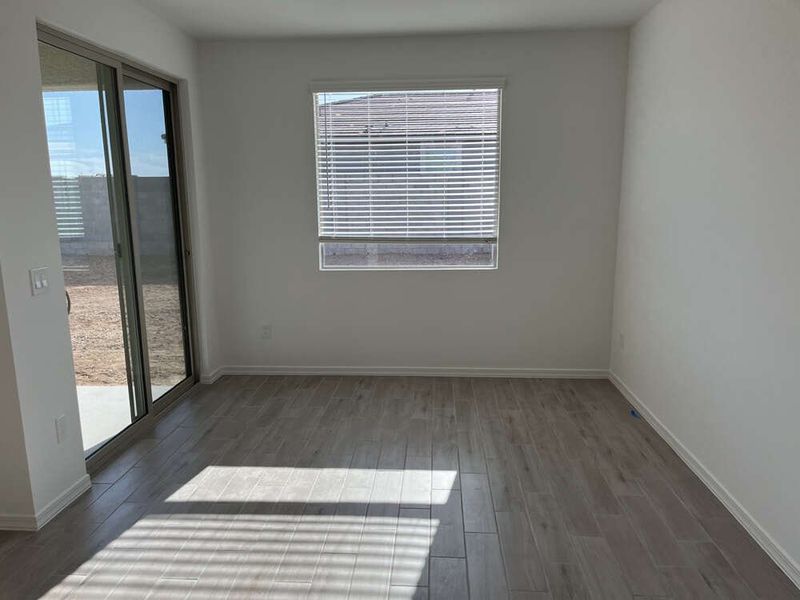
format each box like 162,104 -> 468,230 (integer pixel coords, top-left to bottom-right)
0,267 -> 35,517
0,0 -> 210,523
198,31 -> 629,374
612,0 -> 800,578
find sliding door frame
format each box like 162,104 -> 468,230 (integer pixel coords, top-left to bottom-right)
37,24 -> 200,472
117,67 -> 197,410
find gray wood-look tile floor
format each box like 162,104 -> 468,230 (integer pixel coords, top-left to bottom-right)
1,375 -> 797,599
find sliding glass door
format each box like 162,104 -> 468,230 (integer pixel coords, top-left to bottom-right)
38,33 -> 195,458
122,75 -> 192,402
39,42 -> 146,454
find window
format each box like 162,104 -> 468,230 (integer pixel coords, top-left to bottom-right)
313,84 -> 502,270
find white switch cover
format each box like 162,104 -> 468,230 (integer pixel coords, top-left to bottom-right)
30,267 -> 49,296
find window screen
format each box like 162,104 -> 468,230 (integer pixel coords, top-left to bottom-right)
313,87 -> 502,270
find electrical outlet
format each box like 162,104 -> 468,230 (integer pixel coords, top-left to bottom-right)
618,332 -> 625,352
55,415 -> 67,444
260,324 -> 272,340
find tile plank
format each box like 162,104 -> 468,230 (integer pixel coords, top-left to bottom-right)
430,557 -> 468,600
620,494 -> 686,566
461,474 -> 497,533
573,536 -> 633,599
495,510 -> 547,592
595,513 -> 665,596
430,489 -> 465,558
466,533 -> 509,600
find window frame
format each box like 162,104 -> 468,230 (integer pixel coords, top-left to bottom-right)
311,78 -> 505,272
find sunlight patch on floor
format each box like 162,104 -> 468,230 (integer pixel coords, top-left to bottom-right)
41,466 -> 454,599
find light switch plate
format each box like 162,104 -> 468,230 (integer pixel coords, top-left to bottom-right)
30,267 -> 49,296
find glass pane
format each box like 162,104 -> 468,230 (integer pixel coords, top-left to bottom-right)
320,242 -> 498,270
123,76 -> 190,401
39,42 -> 143,454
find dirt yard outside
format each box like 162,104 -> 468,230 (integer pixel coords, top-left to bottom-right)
63,254 -> 187,388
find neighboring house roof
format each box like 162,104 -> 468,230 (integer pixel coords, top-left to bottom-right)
316,90 -> 499,138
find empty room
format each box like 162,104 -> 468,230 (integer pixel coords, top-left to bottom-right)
0,0 -> 799,598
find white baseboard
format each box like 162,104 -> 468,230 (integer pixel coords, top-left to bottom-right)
0,512 -> 38,530
201,365 -> 608,384
0,474 -> 91,531
34,473 -> 92,529
609,371 -> 800,589
200,366 -> 224,384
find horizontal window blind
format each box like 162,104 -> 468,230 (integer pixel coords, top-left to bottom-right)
314,88 -> 501,242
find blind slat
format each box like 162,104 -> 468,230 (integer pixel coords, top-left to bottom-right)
314,88 -> 501,241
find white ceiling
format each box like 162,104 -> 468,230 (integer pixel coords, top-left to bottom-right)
136,0 -> 661,40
